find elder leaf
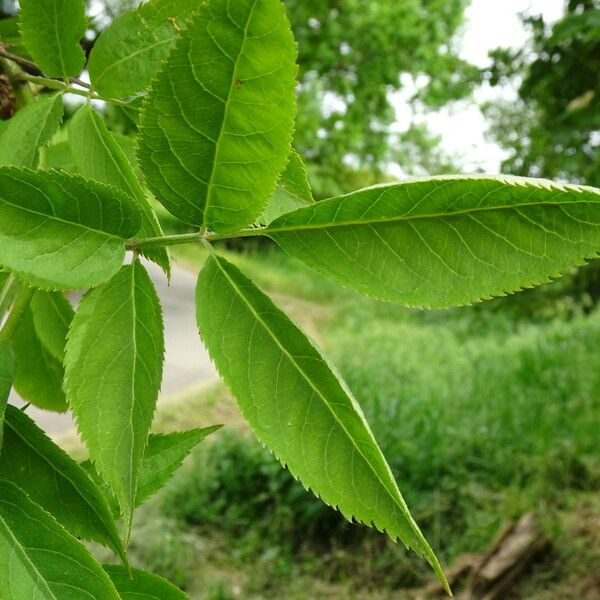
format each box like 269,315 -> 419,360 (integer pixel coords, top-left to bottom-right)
30,291 -> 74,362
82,426 -> 222,514
0,405 -> 126,562
195,253 -> 449,592
266,176 -> 600,308
0,480 -> 120,599
88,0 -> 197,99
103,565 -> 188,600
12,308 -> 67,412
138,0 -> 297,231
0,93 -> 63,168
136,426 -> 221,506
18,0 -> 87,79
0,167 -> 141,290
65,261 -> 165,534
69,104 -> 170,276
259,150 -> 314,225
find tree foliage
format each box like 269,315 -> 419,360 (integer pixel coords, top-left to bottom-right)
485,0 -> 600,187
289,0 -> 481,196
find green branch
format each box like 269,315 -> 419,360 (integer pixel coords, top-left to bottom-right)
0,286 -> 34,344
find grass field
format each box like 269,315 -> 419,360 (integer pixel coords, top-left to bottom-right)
88,245 -> 600,599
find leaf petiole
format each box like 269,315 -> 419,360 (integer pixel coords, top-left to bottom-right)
126,228 -> 263,252
19,74 -> 139,110
0,274 -> 18,319
0,286 -> 34,344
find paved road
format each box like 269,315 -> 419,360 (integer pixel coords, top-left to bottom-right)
9,260 -> 218,434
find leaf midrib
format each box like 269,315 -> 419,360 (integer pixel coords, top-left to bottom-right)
202,0 -> 259,228
211,255 -> 419,531
124,263 -> 139,535
87,108 -> 145,203
0,196 -> 122,241
266,198 -> 599,234
52,0 -> 67,78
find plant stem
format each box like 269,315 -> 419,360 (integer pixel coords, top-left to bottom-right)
127,232 -> 203,251
0,45 -> 91,89
0,286 -> 33,344
205,229 -> 263,242
127,227 -> 264,251
19,74 -> 138,110
0,275 -> 18,319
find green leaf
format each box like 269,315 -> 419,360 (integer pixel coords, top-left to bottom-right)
103,565 -> 188,600
88,0 -> 196,99
0,167 -> 141,290
44,141 -> 76,172
266,176 -> 600,308
259,150 -> 314,225
138,0 -> 298,231
0,405 -> 127,562
13,308 -> 67,412
0,343 -> 15,449
82,426 -> 222,514
30,291 -> 74,361
69,104 -> 171,276
65,261 -> 165,534
0,93 -> 63,168
136,427 -> 221,506
18,0 -> 87,79
0,17 -> 31,60
0,480 -> 120,599
195,253 -> 449,592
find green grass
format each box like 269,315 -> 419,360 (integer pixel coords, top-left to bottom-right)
117,247 -> 600,598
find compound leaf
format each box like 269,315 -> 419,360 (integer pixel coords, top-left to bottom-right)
0,480 -> 120,599
138,0 -> 297,231
0,405 -> 126,563
0,93 -> 63,168
13,308 -> 67,412
0,343 -> 15,449
88,0 -> 196,99
65,261 -> 164,535
266,176 -> 600,308
103,565 -> 188,600
69,104 -> 170,276
195,253 -> 449,592
30,291 -> 74,362
259,150 -> 313,225
0,167 -> 141,290
18,0 -> 87,79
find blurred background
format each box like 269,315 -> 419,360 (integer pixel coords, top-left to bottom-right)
1,1 -> 599,598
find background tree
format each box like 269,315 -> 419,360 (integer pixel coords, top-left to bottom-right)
288,0 -> 481,196
0,0 -> 481,197
484,0 -> 600,187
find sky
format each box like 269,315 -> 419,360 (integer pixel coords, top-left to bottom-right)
396,0 -> 566,174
